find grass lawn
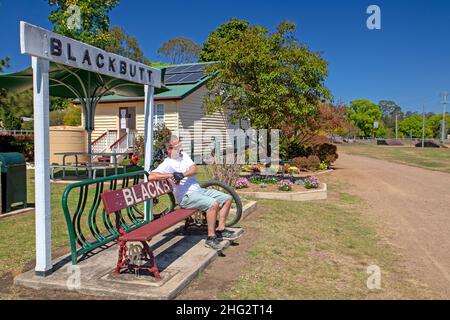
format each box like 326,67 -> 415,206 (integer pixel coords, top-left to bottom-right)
0,166 -> 434,299
339,143 -> 450,173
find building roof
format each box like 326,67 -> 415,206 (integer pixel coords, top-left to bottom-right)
97,62 -> 212,103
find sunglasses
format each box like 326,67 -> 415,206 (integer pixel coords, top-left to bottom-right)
167,143 -> 181,150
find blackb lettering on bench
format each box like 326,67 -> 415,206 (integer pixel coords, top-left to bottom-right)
102,180 -> 172,214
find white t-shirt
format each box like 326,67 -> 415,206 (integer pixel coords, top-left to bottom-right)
152,152 -> 201,204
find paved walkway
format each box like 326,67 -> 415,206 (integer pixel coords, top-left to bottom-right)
335,153 -> 450,298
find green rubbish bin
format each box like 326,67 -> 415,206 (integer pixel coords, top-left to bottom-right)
0,152 -> 27,213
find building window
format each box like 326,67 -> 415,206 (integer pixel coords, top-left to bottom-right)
154,104 -> 165,126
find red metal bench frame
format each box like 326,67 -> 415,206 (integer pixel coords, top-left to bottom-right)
101,179 -> 197,279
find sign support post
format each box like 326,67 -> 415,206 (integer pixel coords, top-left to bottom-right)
32,56 -> 52,276
143,84 -> 155,222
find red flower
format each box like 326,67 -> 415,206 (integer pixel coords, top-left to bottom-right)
130,154 -> 139,165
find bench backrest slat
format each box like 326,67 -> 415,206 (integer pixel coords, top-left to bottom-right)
101,179 -> 173,214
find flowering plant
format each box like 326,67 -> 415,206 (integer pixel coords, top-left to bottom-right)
319,162 -> 328,171
235,177 -> 250,189
288,166 -> 300,174
277,179 -> 293,192
304,176 -> 320,189
130,154 -> 139,166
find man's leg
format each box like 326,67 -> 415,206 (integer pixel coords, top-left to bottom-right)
201,189 -> 242,240
217,198 -> 232,231
180,191 -> 223,250
206,201 -> 220,237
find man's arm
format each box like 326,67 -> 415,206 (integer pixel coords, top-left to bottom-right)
148,159 -> 174,181
148,171 -> 173,181
183,164 -> 197,177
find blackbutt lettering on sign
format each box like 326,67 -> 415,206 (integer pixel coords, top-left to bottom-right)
21,21 -> 162,87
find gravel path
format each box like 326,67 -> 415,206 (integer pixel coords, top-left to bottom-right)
335,152 -> 450,298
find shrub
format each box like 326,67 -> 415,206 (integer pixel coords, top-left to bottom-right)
293,157 -> 308,170
2,111 -> 22,130
49,110 -> 65,126
312,142 -> 338,165
286,135 -> 338,166
63,105 -> 81,126
304,176 -> 320,189
205,163 -> 242,187
21,120 -> 33,130
306,155 -> 321,171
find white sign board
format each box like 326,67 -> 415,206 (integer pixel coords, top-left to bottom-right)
373,121 -> 379,129
20,21 -> 162,88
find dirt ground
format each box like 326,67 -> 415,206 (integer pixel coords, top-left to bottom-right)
333,152 -> 450,298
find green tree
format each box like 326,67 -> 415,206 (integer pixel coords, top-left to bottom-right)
200,18 -> 249,62
1,111 -> 22,130
63,105 -> 82,126
378,100 -> 403,134
157,37 -> 201,64
48,0 -> 120,49
348,99 -> 382,137
105,26 -> 150,64
204,21 -> 330,136
0,57 -> 10,72
0,90 -> 34,129
427,113 -> 450,138
398,115 -> 433,138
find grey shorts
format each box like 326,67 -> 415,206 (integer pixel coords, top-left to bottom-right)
179,188 -> 232,212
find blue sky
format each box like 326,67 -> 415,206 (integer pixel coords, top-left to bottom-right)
1,0 -> 449,114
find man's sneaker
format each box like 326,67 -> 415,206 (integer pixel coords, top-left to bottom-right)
216,229 -> 242,241
205,235 -> 223,251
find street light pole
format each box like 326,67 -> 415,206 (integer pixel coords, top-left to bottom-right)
440,92 -> 448,143
395,110 -> 398,140
422,105 -> 426,148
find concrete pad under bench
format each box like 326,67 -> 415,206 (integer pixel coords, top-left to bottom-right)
15,225 -> 243,300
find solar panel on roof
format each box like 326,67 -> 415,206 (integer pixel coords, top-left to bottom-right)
165,65 -> 191,74
165,73 -> 188,84
165,63 -> 209,74
164,72 -> 205,85
177,72 -> 204,83
182,64 -> 205,72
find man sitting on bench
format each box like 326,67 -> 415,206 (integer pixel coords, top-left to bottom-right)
148,135 -> 242,250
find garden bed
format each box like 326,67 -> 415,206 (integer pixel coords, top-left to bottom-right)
235,174 -> 327,202
240,168 -> 333,178
238,183 -> 327,202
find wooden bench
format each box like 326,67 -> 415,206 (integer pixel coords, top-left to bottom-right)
101,179 -> 198,279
